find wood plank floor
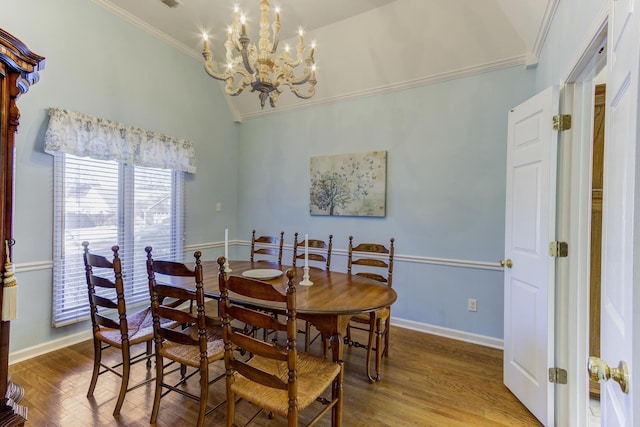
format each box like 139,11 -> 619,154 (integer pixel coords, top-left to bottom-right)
9,325 -> 542,426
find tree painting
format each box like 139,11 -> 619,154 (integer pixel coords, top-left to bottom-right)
310,151 -> 387,217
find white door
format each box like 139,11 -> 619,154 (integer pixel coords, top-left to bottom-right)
596,0 -> 638,425
504,86 -> 558,426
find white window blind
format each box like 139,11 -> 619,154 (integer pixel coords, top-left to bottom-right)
52,153 -> 184,326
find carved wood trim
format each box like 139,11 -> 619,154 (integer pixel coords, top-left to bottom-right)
0,27 -> 44,425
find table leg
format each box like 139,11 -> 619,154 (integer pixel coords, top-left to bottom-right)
328,332 -> 344,426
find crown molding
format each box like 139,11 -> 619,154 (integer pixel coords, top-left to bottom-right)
530,0 -> 560,65
93,0 -> 243,122
239,55 -> 528,120
92,0 -> 200,61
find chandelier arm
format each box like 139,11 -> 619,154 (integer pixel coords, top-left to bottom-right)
288,81 -> 317,99
282,55 -> 303,68
203,51 -> 230,81
204,49 -> 254,97
288,59 -> 315,86
225,78 -> 246,96
204,62 -> 227,81
226,67 -> 256,96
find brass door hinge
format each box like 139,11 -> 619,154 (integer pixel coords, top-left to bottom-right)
553,114 -> 572,131
549,241 -> 568,258
549,367 -> 568,384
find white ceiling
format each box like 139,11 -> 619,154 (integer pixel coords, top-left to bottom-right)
95,0 -> 556,121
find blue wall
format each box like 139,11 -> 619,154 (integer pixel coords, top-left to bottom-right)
2,0 -> 238,352
237,67 -> 536,339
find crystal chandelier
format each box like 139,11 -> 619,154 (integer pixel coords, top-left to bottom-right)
202,0 -> 317,109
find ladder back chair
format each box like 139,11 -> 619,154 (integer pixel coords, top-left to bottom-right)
250,230 -> 285,264
146,247 -> 226,427
345,236 -> 395,382
292,232 -> 333,352
82,241 -> 155,417
217,257 -> 343,427
292,232 -> 333,270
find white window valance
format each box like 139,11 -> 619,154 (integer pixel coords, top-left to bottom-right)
44,107 -> 196,173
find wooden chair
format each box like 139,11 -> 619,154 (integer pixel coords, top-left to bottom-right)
292,232 -> 333,352
146,247 -> 226,427
292,232 -> 333,270
217,256 -> 343,427
250,230 -> 285,264
82,241 -> 156,417
345,236 -> 395,382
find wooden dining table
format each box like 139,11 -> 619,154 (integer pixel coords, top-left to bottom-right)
200,260 -> 398,364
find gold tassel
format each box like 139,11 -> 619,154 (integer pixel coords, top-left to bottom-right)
2,240 -> 17,321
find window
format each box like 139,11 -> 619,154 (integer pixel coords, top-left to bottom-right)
52,153 -> 184,326
44,108 -> 195,326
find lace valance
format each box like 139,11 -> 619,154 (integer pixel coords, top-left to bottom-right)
44,108 -> 196,173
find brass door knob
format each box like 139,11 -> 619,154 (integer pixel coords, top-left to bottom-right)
588,356 -> 630,394
500,259 -> 513,268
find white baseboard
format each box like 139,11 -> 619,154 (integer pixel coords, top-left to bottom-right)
9,317 -> 502,365
391,317 -> 504,350
9,330 -> 93,365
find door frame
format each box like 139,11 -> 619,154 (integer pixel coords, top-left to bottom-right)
555,5 -> 608,427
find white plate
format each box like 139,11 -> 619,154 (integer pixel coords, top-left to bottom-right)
241,269 -> 283,280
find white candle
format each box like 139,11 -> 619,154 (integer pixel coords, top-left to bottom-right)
304,233 -> 309,268
225,228 -> 229,261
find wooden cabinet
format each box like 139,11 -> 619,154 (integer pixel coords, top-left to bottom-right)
0,28 -> 44,425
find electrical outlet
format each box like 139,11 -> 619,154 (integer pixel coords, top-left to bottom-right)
468,298 -> 477,312
216,202 -> 222,212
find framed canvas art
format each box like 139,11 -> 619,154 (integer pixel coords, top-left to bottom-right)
309,150 -> 387,217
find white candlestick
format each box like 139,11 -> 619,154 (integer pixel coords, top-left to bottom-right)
224,229 -> 232,272
225,228 -> 228,259
300,235 -> 313,286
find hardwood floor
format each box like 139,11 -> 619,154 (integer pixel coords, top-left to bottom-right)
9,325 -> 542,426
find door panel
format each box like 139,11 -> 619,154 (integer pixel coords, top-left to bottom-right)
598,0 -> 638,425
601,72 -> 633,425
504,86 -> 558,426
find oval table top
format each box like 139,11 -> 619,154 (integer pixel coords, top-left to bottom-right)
200,260 -> 397,316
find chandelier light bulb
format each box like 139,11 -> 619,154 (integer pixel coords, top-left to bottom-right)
202,32 -> 209,50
